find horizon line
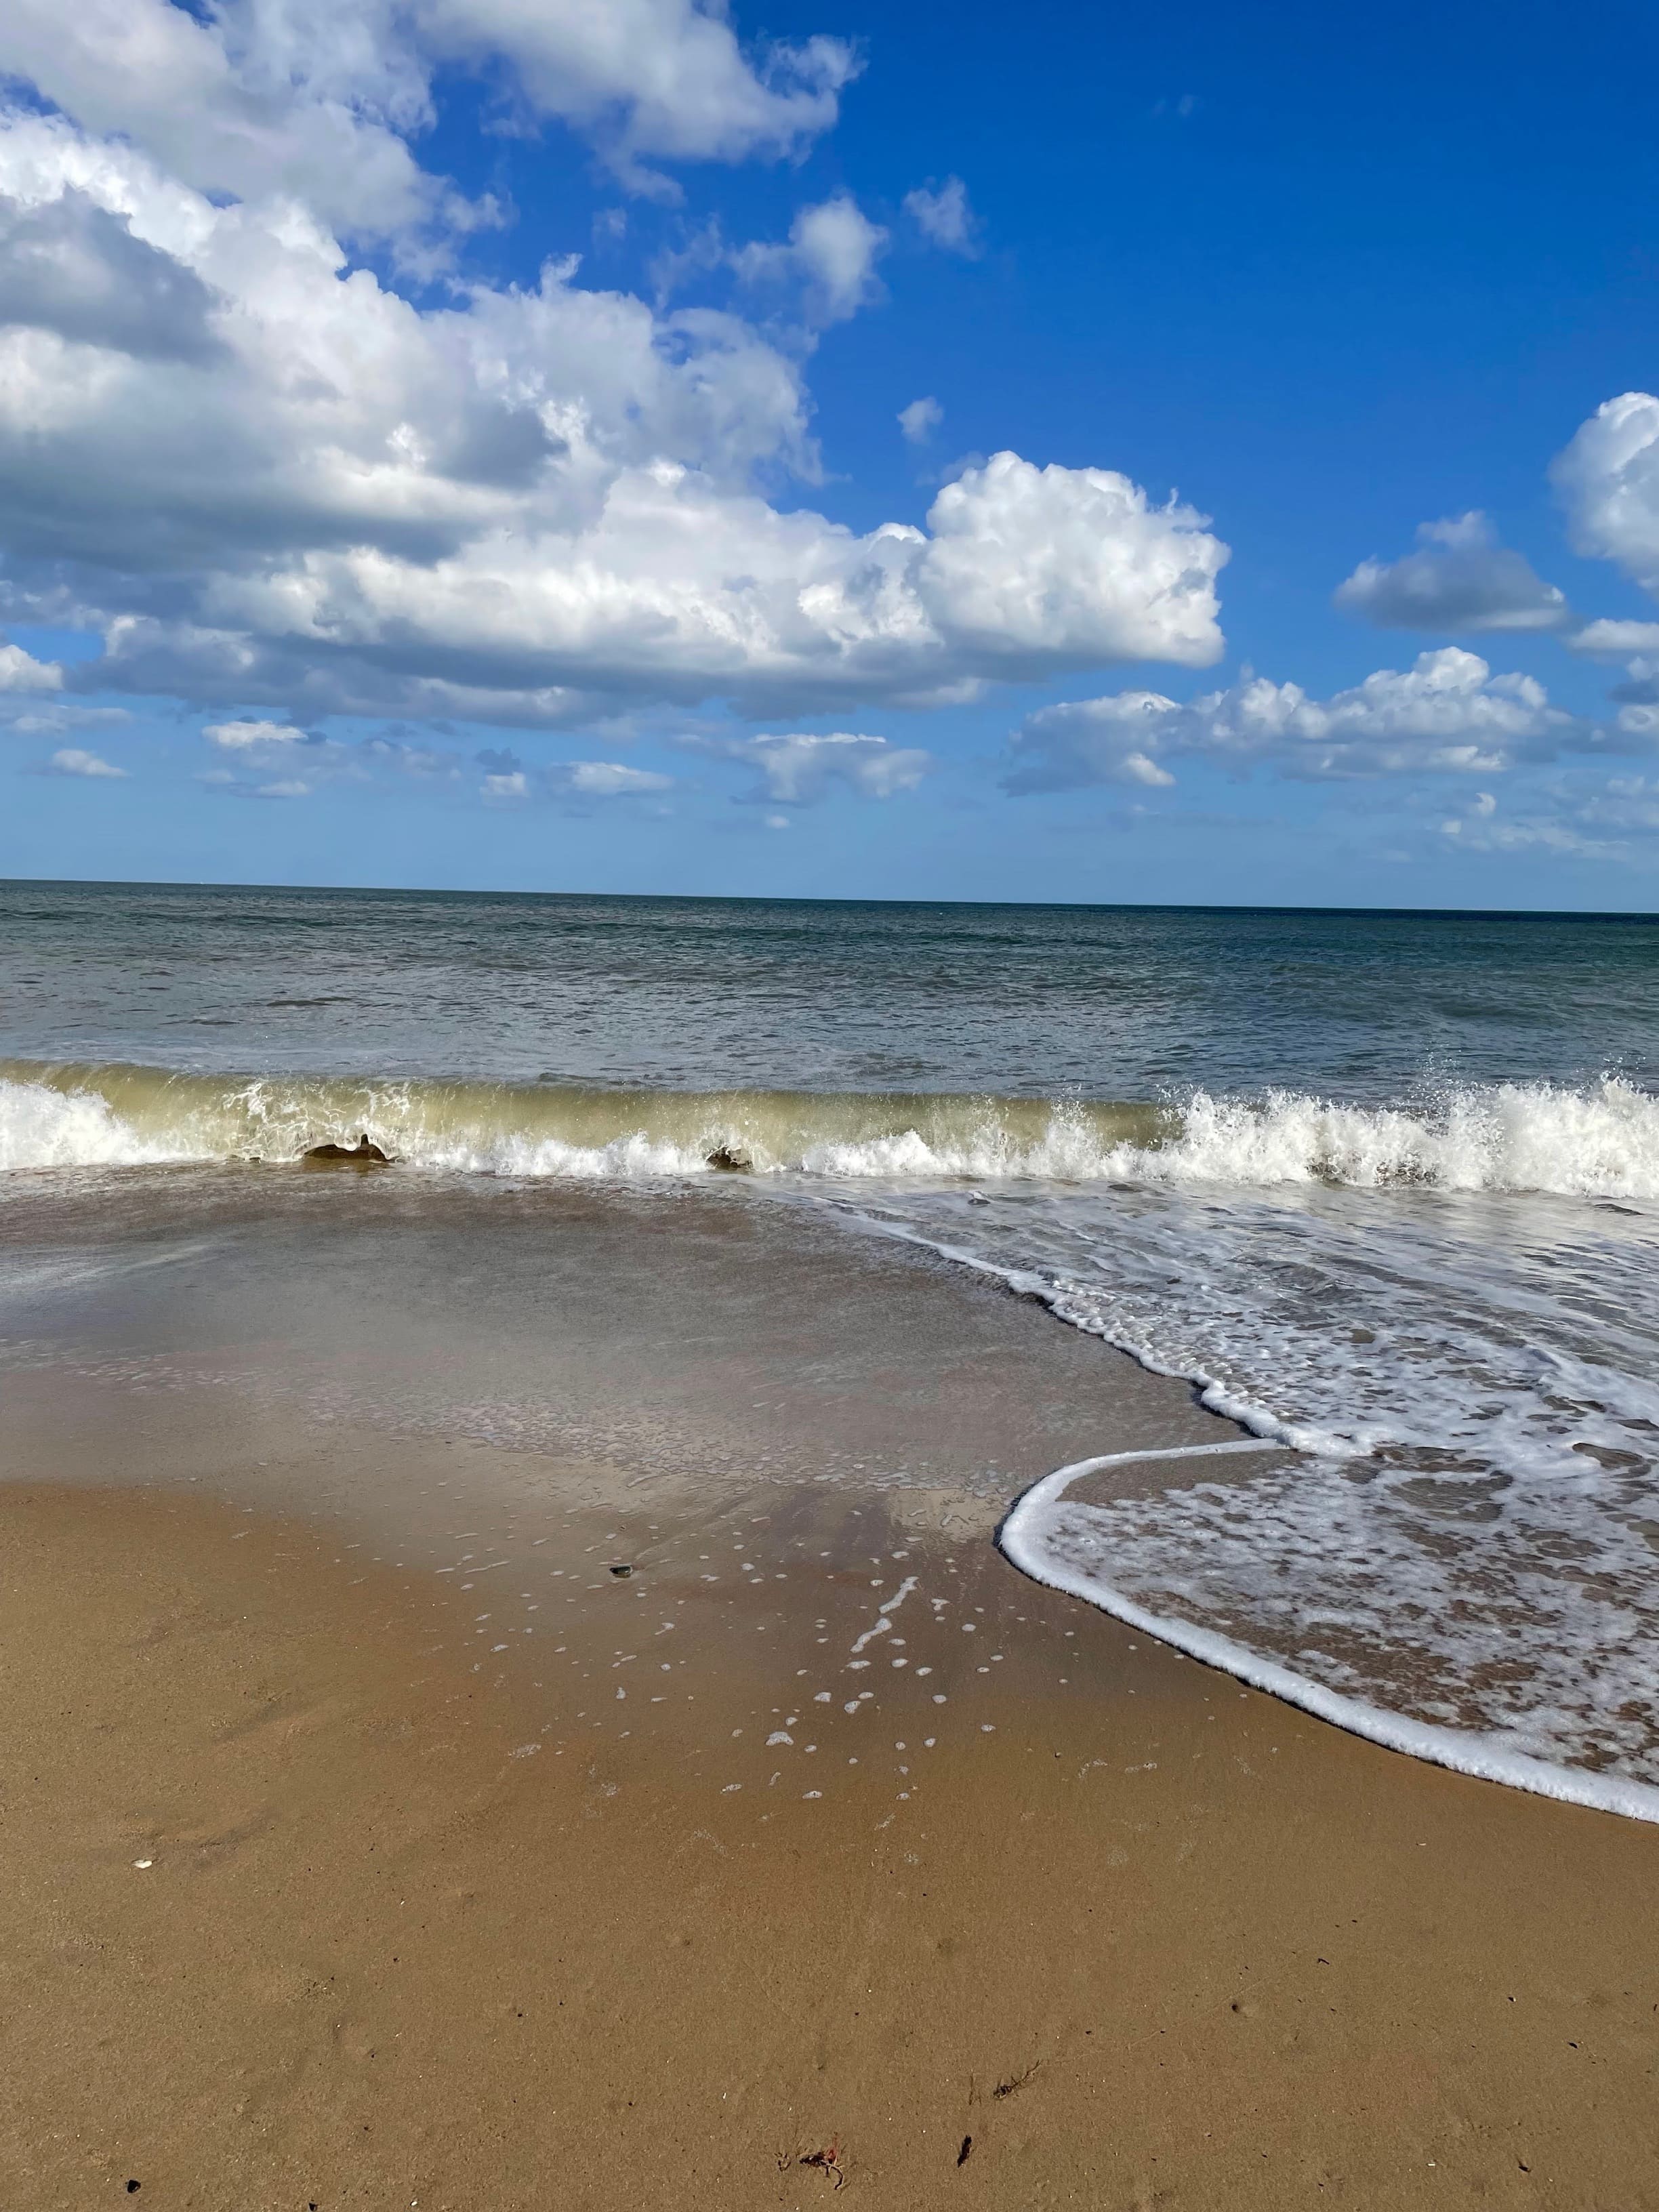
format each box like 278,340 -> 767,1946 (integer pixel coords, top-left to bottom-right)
2,873 -> 1655,924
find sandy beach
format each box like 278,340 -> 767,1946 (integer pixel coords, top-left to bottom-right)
3,0 -> 1657,2188
4,1172 -> 1658,2209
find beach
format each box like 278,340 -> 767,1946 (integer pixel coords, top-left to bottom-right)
5,1166 -> 1659,2208
3,0 -> 1658,2189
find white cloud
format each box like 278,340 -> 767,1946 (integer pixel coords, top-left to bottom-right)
1439,775 -> 1659,863
0,638 -> 62,689
691,730 -> 933,804
201,720 -> 469,800
0,24 -> 1232,754
1334,512 -> 1570,634
1006,648 -> 1601,793
916,455 -> 1225,671
0,0 -> 447,250
40,743 -> 124,776
1565,617 -> 1659,657
0,118 -> 1227,722
0,0 -> 855,252
561,759 -> 673,794
77,451 -> 1223,724
203,718 -> 306,750
731,194 -> 887,325
475,747 -> 673,802
1,703 -> 125,737
903,177 -> 977,255
1553,392 -> 1659,601
898,396 -> 942,445
414,0 -> 858,184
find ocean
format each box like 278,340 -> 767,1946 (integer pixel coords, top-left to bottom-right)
5,878 -> 1659,1816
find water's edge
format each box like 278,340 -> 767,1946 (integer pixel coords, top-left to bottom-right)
999,1446 -> 1659,1826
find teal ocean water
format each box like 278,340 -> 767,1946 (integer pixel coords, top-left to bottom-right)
5,879 -> 1659,1812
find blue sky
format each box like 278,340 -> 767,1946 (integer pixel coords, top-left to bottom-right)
2,0 -> 1658,906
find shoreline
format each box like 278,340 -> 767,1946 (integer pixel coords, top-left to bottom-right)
1001,1443 -> 1659,1828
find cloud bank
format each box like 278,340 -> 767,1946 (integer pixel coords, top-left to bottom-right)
0,91 -> 1227,733
1005,648 -> 1612,794
0,0 -> 860,243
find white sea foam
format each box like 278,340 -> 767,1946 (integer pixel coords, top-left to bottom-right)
407,1129 -> 710,1181
836,1078 -> 1659,1195
0,1077 -> 196,1170
1000,1446 -> 1659,1825
1112,1078 -> 1659,1196
844,1172 -> 1659,1809
4,1064 -> 1659,1196
808,1078 -> 1659,1195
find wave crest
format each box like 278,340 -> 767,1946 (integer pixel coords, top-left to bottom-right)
1118,1079 -> 1659,1195
1,1061 -> 1656,1198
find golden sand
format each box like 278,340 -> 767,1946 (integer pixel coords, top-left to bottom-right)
5,1474 -> 1658,2211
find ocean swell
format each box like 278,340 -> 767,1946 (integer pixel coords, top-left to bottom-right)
3,1060 -> 1658,1197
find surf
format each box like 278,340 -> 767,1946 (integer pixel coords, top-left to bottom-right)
4,1057 -> 1659,1199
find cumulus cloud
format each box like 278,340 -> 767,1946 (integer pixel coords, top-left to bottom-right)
1564,617 -> 1659,657
0,12 -> 1236,776
0,117 -> 1227,725
558,758 -> 674,795
203,718 -> 306,750
898,395 -> 942,445
731,194 -> 887,325
476,747 -> 674,803
1,704 -> 125,739
687,730 -> 932,805
0,0 -> 855,250
37,744 -> 125,777
0,0 -> 449,250
903,177 -> 977,255
1439,775 -> 1659,863
0,636 -> 62,689
415,0 -> 858,185
0,186 -> 227,363
1005,648 -> 1603,794
1612,659 -> 1659,709
199,718 -> 466,799
1553,392 -> 1659,601
916,456 -> 1224,671
1334,512 -> 1571,634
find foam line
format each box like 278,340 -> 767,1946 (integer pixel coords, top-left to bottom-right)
851,1574 -> 919,1654
998,1443 -> 1659,1826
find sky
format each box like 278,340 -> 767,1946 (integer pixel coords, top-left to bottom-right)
1,0 -> 1658,908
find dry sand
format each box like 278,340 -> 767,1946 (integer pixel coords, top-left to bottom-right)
5,1469 -> 1659,2211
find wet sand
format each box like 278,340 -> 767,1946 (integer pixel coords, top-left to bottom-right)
4,1170 -> 1659,2207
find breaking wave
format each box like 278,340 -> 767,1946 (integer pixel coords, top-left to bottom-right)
3,1059 -> 1659,1195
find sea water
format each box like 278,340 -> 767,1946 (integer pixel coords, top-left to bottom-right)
4,879 -> 1659,1814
